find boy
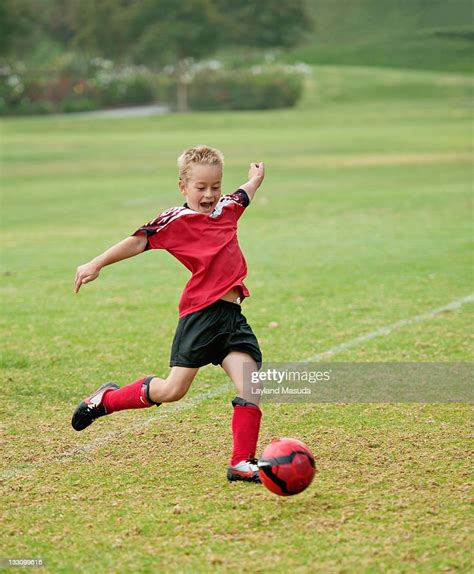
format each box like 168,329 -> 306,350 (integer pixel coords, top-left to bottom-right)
72,145 -> 265,483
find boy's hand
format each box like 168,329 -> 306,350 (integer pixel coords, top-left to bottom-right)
248,162 -> 265,187
240,162 -> 265,201
74,262 -> 100,293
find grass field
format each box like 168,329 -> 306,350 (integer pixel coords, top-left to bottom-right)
283,0 -> 473,73
1,65 -> 473,572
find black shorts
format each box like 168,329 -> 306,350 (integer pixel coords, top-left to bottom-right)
170,299 -> 262,368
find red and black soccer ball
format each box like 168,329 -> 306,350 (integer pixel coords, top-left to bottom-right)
258,438 -> 316,496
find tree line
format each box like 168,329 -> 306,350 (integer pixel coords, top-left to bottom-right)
1,0 -> 313,112
1,0 -> 313,66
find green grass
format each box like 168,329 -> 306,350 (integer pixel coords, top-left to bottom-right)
282,0 -> 474,73
1,65 -> 473,572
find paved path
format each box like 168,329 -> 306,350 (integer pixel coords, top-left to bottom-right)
60,104 -> 170,119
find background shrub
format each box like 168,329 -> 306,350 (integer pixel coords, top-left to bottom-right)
0,58 -> 309,115
0,57 -> 157,115
187,65 -> 307,111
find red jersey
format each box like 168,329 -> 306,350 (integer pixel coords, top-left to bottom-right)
132,189 -> 250,318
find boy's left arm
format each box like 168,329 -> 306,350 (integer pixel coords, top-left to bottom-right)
239,162 -> 265,202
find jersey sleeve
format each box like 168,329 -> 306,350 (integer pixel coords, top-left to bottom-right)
220,189 -> 250,221
132,207 -> 182,250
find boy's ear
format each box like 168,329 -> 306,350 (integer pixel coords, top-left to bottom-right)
178,178 -> 186,195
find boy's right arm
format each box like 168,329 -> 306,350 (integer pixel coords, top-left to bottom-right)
74,234 -> 147,293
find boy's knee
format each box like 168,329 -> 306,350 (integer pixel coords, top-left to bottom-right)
149,372 -> 194,403
160,376 -> 190,402
164,386 -> 189,402
148,378 -> 183,403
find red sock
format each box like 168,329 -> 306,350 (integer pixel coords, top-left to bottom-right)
102,377 -> 156,414
230,403 -> 262,465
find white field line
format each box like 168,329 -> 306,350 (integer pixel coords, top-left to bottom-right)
1,293 -> 473,483
307,293 -> 474,361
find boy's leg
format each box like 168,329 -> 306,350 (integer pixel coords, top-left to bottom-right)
222,351 -> 262,482
147,367 -> 199,403
71,367 -> 198,431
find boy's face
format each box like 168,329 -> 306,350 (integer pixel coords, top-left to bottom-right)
179,164 -> 222,214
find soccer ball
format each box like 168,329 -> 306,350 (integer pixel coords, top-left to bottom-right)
258,438 -> 316,496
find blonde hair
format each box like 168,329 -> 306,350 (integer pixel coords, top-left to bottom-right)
177,145 -> 224,182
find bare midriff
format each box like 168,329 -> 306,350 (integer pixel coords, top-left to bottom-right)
220,286 -> 243,304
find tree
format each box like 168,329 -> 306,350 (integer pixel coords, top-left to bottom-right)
67,0 -> 130,61
126,0 -> 224,111
0,0 -> 37,57
125,0 -> 313,111
216,0 -> 313,50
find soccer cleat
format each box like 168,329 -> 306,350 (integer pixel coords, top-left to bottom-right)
227,458 -> 261,483
71,382 -> 119,431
